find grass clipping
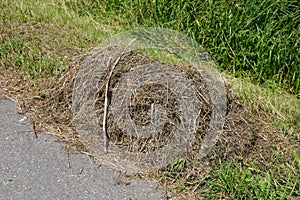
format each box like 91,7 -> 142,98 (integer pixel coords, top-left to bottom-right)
1,46 -> 290,178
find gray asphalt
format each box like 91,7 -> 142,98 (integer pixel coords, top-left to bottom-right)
0,95 -> 166,200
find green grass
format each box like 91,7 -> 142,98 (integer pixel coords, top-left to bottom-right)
65,0 -> 300,96
0,0 -> 122,81
1,0 -> 299,199
0,36 -> 66,79
198,155 -> 300,199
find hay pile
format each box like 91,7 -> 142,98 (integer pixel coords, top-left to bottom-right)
68,45 -> 215,171
0,46 -> 289,176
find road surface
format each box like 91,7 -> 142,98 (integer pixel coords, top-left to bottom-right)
0,94 -> 165,200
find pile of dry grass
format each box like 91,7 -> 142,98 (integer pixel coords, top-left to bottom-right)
0,46 -> 292,198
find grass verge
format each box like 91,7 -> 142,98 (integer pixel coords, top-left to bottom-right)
65,0 -> 300,95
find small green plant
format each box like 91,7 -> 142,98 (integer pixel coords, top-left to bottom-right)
161,157 -> 186,180
168,157 -> 187,172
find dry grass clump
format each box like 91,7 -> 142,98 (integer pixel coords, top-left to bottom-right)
0,47 -> 292,198
92,49 -> 211,154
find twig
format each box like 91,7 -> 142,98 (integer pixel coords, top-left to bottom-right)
30,117 -> 38,139
103,39 -> 137,154
103,58 -> 112,154
114,170 -> 131,186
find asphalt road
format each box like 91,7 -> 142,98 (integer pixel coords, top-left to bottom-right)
0,95 -> 165,200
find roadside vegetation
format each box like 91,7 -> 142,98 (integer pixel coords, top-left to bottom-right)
1,0 -> 299,199
67,0 -> 300,96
